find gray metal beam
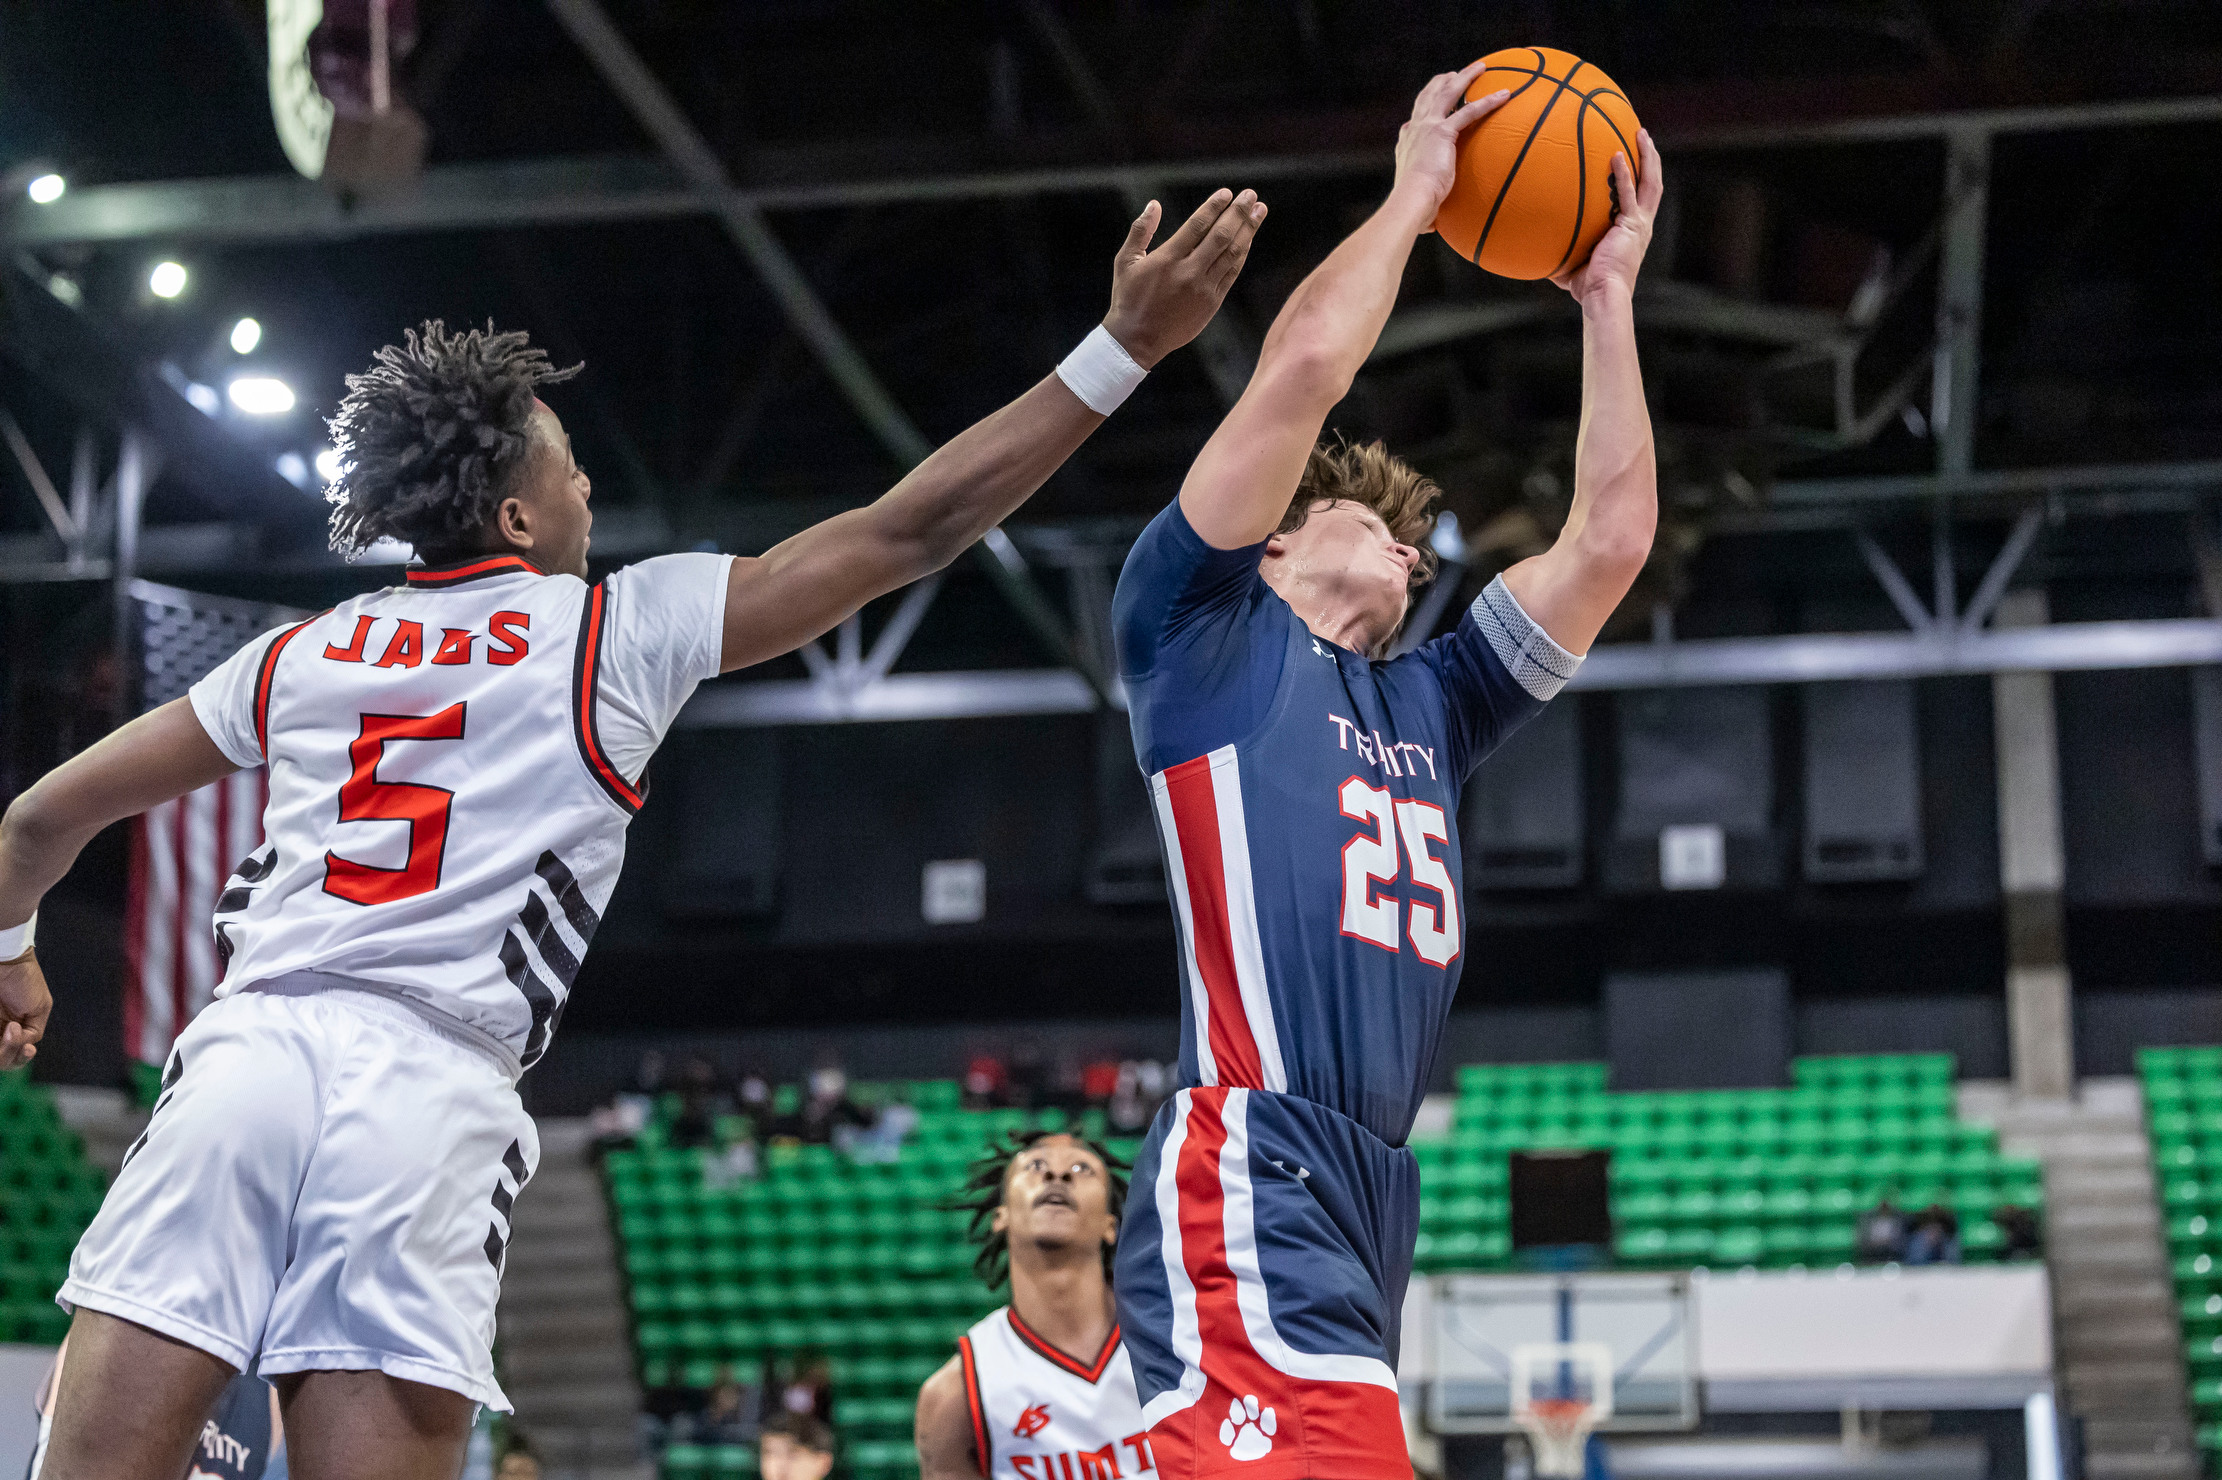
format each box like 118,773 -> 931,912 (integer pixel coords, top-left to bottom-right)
16,94 -> 2218,252
1568,618 -> 2222,689
1771,458 -> 2222,508
676,616 -> 2222,726
1854,530 -> 1934,632
544,0 -> 931,470
1933,127 -> 1990,480
680,668 -> 1102,727
543,0 -> 1105,695
1960,506 -> 2045,632
1668,91 -> 2222,151
0,148 -> 1378,251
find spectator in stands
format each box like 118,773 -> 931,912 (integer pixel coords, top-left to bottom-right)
1006,1037 -> 1050,1108
697,1366 -> 762,1447
737,1069 -> 774,1132
766,1067 -> 873,1147
495,1434 -> 541,1480
669,1056 -> 726,1150
963,1053 -> 1008,1109
1081,1057 -> 1121,1108
1904,1204 -> 1961,1265
588,1049 -> 671,1150
758,1413 -> 837,1480
845,1094 -> 919,1164
773,1353 -> 835,1424
1994,1203 -> 2042,1260
1855,1195 -> 1908,1263
1108,1059 -> 1170,1133
638,1368 -> 714,1453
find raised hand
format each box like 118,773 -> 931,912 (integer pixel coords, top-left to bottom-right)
1552,128 -> 1665,305
1101,188 -> 1268,369
0,953 -> 48,1070
1393,61 -> 1513,225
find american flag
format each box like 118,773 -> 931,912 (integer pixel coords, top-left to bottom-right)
122,768 -> 269,1067
122,580 -> 303,1068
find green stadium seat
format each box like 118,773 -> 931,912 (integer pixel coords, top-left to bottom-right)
1712,1227 -> 1765,1266
708,1445 -> 758,1480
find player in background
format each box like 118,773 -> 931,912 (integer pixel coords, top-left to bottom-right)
27,1338 -> 286,1480
0,188 -> 1265,1480
1109,62 -> 1662,1480
758,1413 -> 838,1480
917,1133 -> 1148,1480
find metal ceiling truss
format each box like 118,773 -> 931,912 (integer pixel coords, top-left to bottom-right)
7,6 -> 2221,721
11,96 -> 2219,254
541,0 -> 1108,699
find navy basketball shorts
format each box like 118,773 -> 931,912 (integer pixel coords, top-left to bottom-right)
1115,1086 -> 1420,1480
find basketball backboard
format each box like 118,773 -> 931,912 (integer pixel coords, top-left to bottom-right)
1421,1272 -> 1697,1434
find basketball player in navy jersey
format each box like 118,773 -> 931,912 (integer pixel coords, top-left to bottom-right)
917,1133 -> 1144,1480
1109,64 -> 1664,1480
0,189 -> 1262,1480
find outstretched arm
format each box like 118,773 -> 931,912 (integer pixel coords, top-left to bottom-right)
0,699 -> 238,1067
1178,64 -> 1511,550
1498,132 -> 1665,654
915,1358 -> 986,1480
718,189 -> 1268,673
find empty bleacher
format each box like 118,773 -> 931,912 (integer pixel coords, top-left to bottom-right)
0,1069 -> 107,1346
605,1054 -> 2066,1480
606,1081 -> 1137,1480
1412,1055 -> 2041,1273
2140,1047 -> 2222,1477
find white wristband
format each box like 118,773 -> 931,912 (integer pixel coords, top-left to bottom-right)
0,912 -> 34,962
1055,325 -> 1148,416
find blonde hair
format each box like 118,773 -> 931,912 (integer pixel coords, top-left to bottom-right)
1276,439 -> 1441,591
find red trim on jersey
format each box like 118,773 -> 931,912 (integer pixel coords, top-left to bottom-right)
1144,1089 -> 1409,1480
957,1334 -> 994,1475
1005,1309 -> 1122,1385
252,616 -> 323,759
571,582 -> 645,812
1159,755 -> 1264,1089
403,554 -> 542,588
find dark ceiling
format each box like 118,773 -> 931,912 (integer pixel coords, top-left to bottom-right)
2,0 -> 2220,648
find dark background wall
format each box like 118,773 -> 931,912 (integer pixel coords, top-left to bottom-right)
20,657 -> 2222,1100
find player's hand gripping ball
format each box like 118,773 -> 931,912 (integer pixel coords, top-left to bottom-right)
1433,47 -> 1643,281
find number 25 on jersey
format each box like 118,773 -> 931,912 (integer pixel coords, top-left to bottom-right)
1337,777 -> 1459,967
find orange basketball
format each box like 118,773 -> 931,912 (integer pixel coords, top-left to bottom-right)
1433,47 -> 1641,281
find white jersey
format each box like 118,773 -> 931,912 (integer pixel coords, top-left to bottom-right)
957,1306 -> 1149,1480
187,551 -> 731,1069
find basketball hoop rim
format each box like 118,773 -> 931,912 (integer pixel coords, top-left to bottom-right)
1515,1397 -> 1601,1478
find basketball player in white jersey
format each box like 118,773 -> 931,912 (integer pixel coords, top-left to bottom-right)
917,1133 -> 1148,1480
0,188 -> 1265,1480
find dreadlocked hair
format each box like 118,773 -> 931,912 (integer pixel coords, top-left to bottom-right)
323,319 -> 580,560
947,1128 -> 1130,1291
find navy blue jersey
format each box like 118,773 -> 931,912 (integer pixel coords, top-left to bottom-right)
1113,501 -> 1576,1146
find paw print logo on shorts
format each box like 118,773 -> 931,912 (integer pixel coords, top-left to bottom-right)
1218,1393 -> 1277,1460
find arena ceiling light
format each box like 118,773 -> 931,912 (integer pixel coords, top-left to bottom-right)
230,317 -> 263,354
147,260 -> 188,299
227,376 -> 296,416
314,447 -> 342,485
25,173 -> 64,205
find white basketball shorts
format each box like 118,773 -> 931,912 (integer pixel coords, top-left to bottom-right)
59,980 -> 538,1409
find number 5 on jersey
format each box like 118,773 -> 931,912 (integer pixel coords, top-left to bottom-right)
324,703 -> 467,906
1338,776 -> 1459,967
